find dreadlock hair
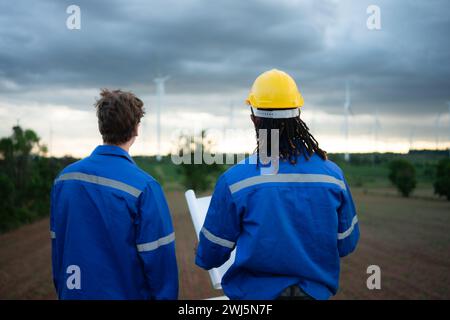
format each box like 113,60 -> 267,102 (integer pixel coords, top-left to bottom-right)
252,109 -> 327,164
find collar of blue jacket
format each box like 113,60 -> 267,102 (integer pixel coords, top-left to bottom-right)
91,145 -> 135,164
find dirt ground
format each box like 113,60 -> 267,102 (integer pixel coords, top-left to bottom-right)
1,189 -> 449,300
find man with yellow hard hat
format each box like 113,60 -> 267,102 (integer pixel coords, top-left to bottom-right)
195,69 -> 359,300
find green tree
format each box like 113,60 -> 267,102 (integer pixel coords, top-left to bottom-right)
388,159 -> 416,197
434,158 -> 450,200
0,172 -> 16,231
0,126 -> 47,190
176,130 -> 224,192
0,126 -> 66,233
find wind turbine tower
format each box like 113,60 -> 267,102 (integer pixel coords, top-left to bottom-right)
309,110 -> 316,134
343,82 -> 353,162
447,101 -> 450,157
153,76 -> 170,161
49,122 -> 53,157
223,101 -> 235,145
409,126 -> 415,152
229,101 -> 235,128
373,109 -> 381,152
371,109 -> 381,164
435,111 -> 442,150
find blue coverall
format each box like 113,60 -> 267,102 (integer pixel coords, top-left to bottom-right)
50,145 -> 178,299
196,154 -> 359,300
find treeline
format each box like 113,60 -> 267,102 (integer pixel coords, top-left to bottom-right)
329,152 -> 450,199
387,158 -> 450,198
1,126 -> 449,233
0,126 -> 76,233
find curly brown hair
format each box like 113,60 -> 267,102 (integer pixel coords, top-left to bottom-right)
94,89 -> 145,145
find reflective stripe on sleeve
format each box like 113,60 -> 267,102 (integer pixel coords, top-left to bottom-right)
338,216 -> 358,240
50,231 -> 56,239
55,172 -> 142,197
137,232 -> 175,252
201,227 -> 235,249
229,173 -> 346,194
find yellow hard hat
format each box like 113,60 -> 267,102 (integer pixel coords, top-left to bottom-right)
246,69 -> 304,109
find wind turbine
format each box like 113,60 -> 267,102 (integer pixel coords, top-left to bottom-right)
153,76 -> 170,161
409,126 -> 415,152
343,81 -> 353,162
447,101 -> 450,157
309,110 -> 316,134
222,101 -> 235,147
49,122 -> 53,157
435,111 -> 442,150
372,109 -> 381,152
229,101 -> 235,128
227,101 -> 235,146
371,109 -> 381,164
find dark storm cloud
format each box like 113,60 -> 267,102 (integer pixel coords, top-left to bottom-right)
0,0 -> 327,87
0,0 -> 449,116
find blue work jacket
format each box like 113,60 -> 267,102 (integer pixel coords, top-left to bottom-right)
50,145 -> 178,299
196,154 -> 359,300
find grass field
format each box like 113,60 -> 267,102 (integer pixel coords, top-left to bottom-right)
0,188 -> 449,299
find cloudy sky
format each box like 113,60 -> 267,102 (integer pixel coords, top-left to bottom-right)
0,0 -> 449,157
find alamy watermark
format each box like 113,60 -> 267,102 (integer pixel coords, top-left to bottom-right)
66,5 -> 81,30
366,5 -> 381,30
170,128 -> 280,173
366,265 -> 381,290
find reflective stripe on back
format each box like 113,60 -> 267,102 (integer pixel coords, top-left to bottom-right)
229,173 -> 346,194
55,172 -> 142,197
